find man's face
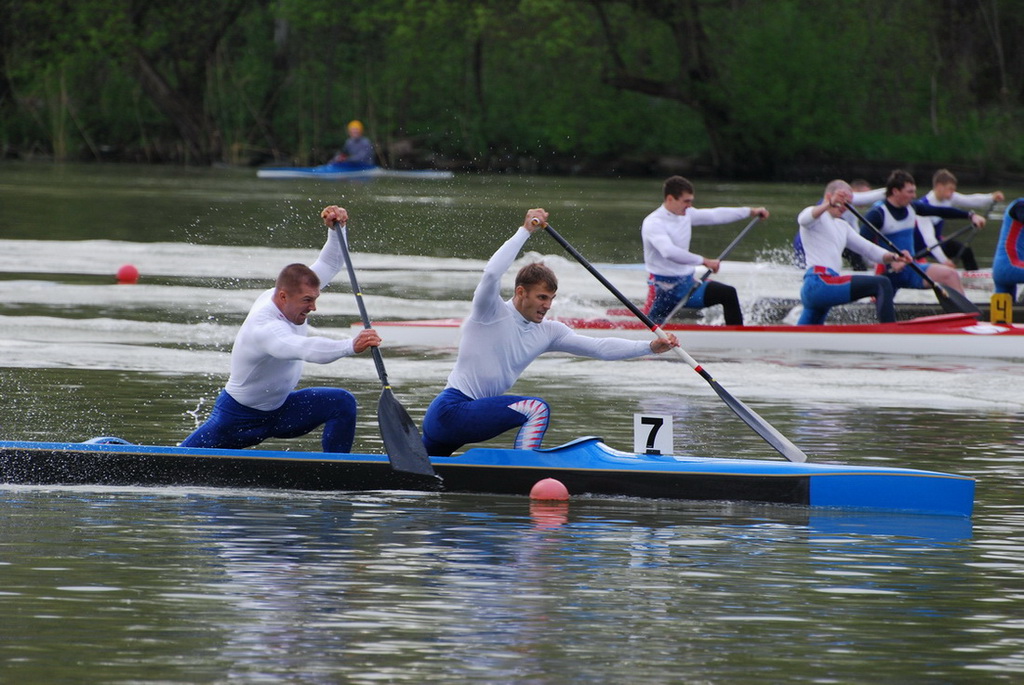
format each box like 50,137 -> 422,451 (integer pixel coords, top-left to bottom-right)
827,186 -> 853,215
665,192 -> 694,216
934,182 -> 956,202
889,182 -> 917,208
513,284 -> 556,323
275,283 -> 320,325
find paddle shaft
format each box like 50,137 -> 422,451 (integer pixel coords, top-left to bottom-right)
334,223 -> 437,479
539,221 -> 808,463
338,226 -> 390,385
843,202 -> 947,290
664,216 -> 760,322
913,223 -> 975,259
843,202 -> 983,316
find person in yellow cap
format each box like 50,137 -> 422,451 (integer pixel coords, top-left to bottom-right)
332,120 -> 375,166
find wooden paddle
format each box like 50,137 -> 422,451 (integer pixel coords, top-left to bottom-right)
540,221 -> 808,463
663,216 -> 761,322
913,223 -> 976,260
334,223 -> 439,479
843,203 -> 981,315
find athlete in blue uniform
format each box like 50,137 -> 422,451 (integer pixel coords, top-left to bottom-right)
180,205 -> 381,452
331,120 -> 375,167
993,198 -> 1024,300
797,180 -> 909,325
421,208 -> 679,457
861,170 -> 983,296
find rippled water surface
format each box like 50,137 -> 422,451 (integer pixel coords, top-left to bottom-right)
2,163 -> 1023,683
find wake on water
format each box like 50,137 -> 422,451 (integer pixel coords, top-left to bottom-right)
1,239 -> 1020,415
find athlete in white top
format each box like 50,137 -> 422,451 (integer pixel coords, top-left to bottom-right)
641,175 -> 768,325
181,205 -> 381,452
915,168 -> 1003,270
421,208 -> 679,456
797,180 -> 908,325
794,183 -> 885,270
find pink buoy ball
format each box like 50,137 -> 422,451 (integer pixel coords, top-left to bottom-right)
530,477 -> 569,501
116,264 -> 140,284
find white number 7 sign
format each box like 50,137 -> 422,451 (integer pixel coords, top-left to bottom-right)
633,413 -> 673,455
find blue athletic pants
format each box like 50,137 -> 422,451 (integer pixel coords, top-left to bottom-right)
180,388 -> 358,452
798,267 -> 895,325
647,275 -> 743,325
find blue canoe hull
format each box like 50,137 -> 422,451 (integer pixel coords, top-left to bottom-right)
0,438 -> 973,517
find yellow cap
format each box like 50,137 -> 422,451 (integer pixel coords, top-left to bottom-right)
347,120 -> 364,133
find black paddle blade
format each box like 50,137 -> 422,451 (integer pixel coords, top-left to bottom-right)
935,285 -> 982,315
377,388 -> 438,478
706,379 -> 808,463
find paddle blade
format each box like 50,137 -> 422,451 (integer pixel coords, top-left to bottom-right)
668,338 -> 808,462
377,388 -> 438,478
935,285 -> 981,315
707,378 -> 808,463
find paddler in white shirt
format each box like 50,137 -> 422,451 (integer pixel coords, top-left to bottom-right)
421,208 -> 680,457
641,175 -> 769,326
797,180 -> 910,325
180,205 -> 381,453
915,168 -> 1003,271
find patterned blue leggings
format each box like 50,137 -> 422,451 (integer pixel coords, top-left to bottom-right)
421,387 -> 550,456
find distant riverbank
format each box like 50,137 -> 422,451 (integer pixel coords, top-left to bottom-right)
4,144 -> 1023,188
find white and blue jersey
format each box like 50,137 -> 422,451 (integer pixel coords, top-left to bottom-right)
862,200 -> 970,291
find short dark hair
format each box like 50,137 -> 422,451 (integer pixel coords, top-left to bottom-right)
276,263 -> 320,293
515,262 -> 558,291
663,175 -> 695,199
885,169 -> 916,197
932,168 -> 957,186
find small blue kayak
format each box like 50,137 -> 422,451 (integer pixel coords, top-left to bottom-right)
256,161 -> 453,180
0,437 -> 974,517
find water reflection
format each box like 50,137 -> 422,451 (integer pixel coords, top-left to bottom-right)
0,483 -> 1019,682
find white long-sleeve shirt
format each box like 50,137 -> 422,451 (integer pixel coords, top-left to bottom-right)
224,230 -> 354,411
445,227 -> 652,399
797,206 -> 890,273
916,190 -> 994,262
642,204 -> 750,277
922,189 -> 996,211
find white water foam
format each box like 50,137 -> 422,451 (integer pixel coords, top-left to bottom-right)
2,240 -> 1020,413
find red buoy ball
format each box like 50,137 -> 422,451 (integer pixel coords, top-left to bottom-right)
116,264 -> 140,284
530,478 -> 569,501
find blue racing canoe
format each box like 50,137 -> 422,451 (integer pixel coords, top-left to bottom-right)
0,437 -> 973,517
256,161 -> 453,180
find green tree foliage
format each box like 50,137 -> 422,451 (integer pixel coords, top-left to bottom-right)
1,0 -> 1022,177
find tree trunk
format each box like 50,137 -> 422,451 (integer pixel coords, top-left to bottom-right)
131,48 -> 216,163
590,0 -> 756,176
